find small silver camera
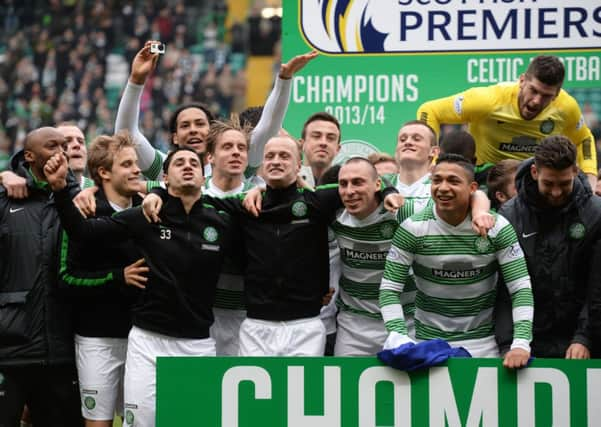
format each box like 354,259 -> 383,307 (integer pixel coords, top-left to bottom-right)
150,43 -> 165,54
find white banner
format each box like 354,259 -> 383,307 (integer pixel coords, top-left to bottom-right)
301,0 -> 601,53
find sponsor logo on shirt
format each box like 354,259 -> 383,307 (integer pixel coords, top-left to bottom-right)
343,248 -> 388,262
432,268 -> 482,279
522,231 -> 537,238
499,136 -> 538,153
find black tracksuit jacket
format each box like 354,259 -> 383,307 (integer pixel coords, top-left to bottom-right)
58,188 -> 143,338
153,183 -> 397,322
213,183 -> 343,321
496,159 -> 601,357
0,153 -> 79,367
55,187 -> 235,339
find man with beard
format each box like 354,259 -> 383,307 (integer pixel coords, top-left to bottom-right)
418,55 -> 597,187
497,136 -> 601,358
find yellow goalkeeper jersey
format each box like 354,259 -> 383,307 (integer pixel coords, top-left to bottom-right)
417,82 -> 597,175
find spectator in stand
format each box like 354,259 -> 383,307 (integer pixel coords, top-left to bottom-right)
1,2 -> 277,164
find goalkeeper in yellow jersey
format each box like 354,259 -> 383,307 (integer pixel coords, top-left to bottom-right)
418,55 -> 597,188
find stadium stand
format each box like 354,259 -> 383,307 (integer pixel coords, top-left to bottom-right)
0,0 -> 282,170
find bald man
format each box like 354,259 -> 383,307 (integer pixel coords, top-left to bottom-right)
0,127 -> 83,426
1,123 -> 95,198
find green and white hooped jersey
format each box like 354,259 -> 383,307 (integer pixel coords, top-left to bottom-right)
204,177 -> 255,311
331,204 -> 398,320
387,172 -> 434,317
380,205 -> 533,351
141,149 -> 167,181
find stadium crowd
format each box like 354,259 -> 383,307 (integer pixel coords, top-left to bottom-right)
1,3 -> 601,427
0,0 -> 282,170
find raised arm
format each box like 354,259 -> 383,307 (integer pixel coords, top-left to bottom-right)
247,51 -> 318,170
115,41 -> 166,180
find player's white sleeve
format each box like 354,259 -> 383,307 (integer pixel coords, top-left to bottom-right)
491,218 -> 534,352
247,77 -> 292,168
379,225 -> 417,337
115,81 -> 166,179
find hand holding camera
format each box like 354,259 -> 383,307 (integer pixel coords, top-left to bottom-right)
150,42 -> 165,55
130,40 -> 164,85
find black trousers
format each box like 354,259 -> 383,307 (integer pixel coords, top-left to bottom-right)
0,364 -> 83,427
324,332 -> 337,356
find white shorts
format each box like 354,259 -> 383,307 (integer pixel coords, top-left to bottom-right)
75,335 -> 127,421
334,311 -> 388,356
210,307 -> 246,356
123,326 -> 216,427
445,335 -> 500,358
239,316 -> 326,356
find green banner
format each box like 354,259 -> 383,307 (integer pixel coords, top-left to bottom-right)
157,357 -> 601,426
282,1 -> 601,156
